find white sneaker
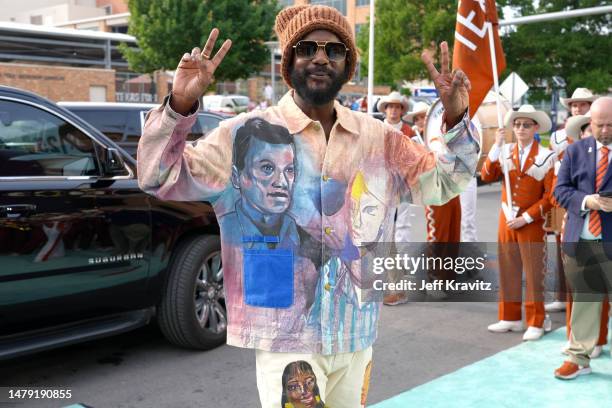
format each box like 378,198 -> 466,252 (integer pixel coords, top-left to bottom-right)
544,314 -> 552,332
590,345 -> 603,359
488,320 -> 524,333
523,326 -> 545,341
545,301 -> 566,312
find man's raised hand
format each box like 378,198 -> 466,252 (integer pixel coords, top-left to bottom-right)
421,42 -> 470,127
171,28 -> 232,115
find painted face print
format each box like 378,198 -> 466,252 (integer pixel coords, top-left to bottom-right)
281,361 -> 324,408
350,171 -> 387,246
361,361 -> 372,407
239,138 -> 296,214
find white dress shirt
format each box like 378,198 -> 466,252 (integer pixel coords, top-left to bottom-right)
488,140 -> 535,223
488,140 -> 533,171
384,119 -> 403,131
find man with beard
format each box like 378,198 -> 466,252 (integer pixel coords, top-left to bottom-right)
137,5 -> 478,407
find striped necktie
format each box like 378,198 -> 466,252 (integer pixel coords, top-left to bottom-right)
589,146 -> 609,236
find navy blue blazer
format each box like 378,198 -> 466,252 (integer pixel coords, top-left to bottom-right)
554,136 -> 612,256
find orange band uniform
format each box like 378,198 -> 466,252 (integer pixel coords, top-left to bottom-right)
481,142 -> 555,327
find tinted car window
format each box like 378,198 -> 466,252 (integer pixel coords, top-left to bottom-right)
196,113 -> 222,140
125,109 -> 142,144
69,109 -> 127,144
0,100 -> 99,177
231,97 -> 249,107
138,110 -> 218,142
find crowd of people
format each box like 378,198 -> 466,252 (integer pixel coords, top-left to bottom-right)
377,87 -> 611,381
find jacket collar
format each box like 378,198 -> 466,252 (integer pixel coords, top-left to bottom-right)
512,141 -> 538,174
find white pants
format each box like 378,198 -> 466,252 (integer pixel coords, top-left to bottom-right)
256,347 -> 373,408
460,177 -> 478,242
394,201 -> 415,243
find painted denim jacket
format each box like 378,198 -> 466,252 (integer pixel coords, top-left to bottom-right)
137,91 -> 479,354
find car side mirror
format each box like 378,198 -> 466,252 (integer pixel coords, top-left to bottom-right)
103,147 -> 126,176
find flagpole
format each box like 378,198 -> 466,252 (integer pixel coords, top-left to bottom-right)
487,21 -> 514,220
367,0 -> 375,115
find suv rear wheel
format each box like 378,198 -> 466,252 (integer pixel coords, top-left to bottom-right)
158,235 -> 226,349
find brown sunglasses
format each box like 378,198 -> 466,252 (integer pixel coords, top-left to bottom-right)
293,40 -> 349,62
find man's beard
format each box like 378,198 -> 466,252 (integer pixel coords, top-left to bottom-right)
290,65 -> 347,106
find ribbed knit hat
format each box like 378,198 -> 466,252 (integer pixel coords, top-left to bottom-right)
274,5 -> 357,88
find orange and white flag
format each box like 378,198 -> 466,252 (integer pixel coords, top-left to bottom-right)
452,0 -> 506,118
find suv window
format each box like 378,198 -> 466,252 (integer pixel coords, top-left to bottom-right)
0,100 -> 100,177
195,113 -> 222,140
125,109 -> 142,145
139,110 -> 221,142
69,109 -> 127,144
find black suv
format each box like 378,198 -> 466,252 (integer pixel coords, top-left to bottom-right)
58,101 -> 228,158
0,86 -> 225,360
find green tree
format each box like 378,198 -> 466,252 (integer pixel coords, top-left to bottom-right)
120,0 -> 279,82
361,0 -> 610,97
498,0 -> 611,99
357,0 -> 456,86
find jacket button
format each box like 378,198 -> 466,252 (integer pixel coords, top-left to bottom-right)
324,227 -> 333,235
324,283 -> 331,291
322,175 -> 330,182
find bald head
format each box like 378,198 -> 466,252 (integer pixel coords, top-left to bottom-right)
590,96 -> 612,146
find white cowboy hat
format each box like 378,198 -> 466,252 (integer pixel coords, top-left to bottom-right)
403,101 -> 430,121
565,113 -> 591,140
504,104 -> 552,133
560,88 -> 597,109
377,91 -> 409,113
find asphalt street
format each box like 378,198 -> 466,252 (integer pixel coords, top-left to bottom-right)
0,182 -> 572,408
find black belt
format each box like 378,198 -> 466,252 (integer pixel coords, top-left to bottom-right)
579,238 -> 603,242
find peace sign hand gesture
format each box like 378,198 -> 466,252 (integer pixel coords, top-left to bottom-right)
171,28 -> 232,115
421,41 -> 471,128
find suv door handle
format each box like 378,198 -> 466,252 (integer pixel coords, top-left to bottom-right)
0,204 -> 37,218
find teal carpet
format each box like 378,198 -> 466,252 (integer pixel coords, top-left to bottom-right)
371,326 -> 612,408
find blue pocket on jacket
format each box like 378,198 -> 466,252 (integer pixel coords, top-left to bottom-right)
243,248 -> 294,308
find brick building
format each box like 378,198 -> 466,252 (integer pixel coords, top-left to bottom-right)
0,0 -> 388,104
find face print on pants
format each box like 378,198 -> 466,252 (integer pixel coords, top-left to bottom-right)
361,361 -> 372,407
281,361 -> 325,408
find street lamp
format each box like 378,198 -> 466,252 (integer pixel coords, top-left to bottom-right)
264,41 -> 279,105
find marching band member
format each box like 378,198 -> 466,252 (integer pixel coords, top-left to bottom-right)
483,105 -> 555,341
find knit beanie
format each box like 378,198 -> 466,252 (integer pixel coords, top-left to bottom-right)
274,5 -> 357,88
